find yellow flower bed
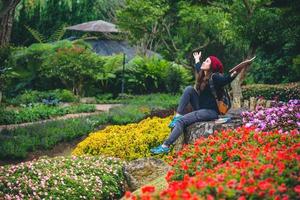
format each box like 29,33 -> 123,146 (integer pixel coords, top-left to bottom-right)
72,116 -> 172,161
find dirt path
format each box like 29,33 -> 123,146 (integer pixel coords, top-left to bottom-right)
0,104 -> 122,131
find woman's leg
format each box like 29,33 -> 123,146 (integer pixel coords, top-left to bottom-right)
164,109 -> 218,146
176,86 -> 200,114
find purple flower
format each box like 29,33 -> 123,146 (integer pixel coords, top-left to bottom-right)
242,99 -> 300,132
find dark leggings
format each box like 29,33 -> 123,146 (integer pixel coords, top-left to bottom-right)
163,86 -> 219,146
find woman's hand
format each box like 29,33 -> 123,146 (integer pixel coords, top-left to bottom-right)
193,51 -> 201,63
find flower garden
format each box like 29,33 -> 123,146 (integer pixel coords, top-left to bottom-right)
126,127 -> 299,199
1,96 -> 299,199
1,0 -> 300,199
0,156 -> 125,199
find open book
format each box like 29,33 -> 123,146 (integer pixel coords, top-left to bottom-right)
215,117 -> 231,124
229,56 -> 256,73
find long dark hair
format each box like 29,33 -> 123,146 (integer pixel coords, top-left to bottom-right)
195,69 -> 213,93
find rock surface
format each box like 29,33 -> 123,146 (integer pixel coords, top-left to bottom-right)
123,158 -> 171,191
173,108 -> 246,152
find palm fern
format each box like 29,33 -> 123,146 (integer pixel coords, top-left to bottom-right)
48,24 -> 67,42
25,25 -> 46,43
25,24 -> 67,43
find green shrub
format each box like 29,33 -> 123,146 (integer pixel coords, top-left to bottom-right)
0,107 -> 16,125
62,104 -> 96,114
5,41 -> 191,97
8,89 -> 78,105
0,156 -> 125,199
165,63 -> 191,94
9,90 -> 40,105
96,93 -> 139,104
52,89 -> 78,102
124,93 -> 180,109
112,56 -> 192,94
4,41 -> 124,97
106,93 -> 179,124
0,114 -> 103,159
96,93 -> 121,104
242,82 -> 300,101
108,105 -> 151,125
6,43 -> 52,93
0,103 -> 96,125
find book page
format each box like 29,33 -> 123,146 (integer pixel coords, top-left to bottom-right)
229,56 -> 256,73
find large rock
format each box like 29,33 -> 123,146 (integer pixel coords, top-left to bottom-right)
173,108 -> 246,152
123,158 -> 171,191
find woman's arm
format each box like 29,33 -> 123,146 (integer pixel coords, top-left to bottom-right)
195,62 -> 201,73
212,71 -> 238,88
193,51 -> 202,73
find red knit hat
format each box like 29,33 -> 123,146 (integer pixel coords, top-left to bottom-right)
209,56 -> 223,73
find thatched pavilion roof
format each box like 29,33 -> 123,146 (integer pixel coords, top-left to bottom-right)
84,39 -> 160,60
66,20 -> 120,33
66,20 -> 161,60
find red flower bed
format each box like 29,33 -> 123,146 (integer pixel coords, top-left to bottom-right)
126,127 -> 300,200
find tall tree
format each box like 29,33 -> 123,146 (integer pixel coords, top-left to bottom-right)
0,0 -> 21,47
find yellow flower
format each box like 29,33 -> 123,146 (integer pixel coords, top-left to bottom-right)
72,116 -> 172,161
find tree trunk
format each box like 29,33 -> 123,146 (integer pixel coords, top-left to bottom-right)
0,0 -> 21,47
0,90 -> 2,103
231,45 -> 257,108
78,79 -> 84,97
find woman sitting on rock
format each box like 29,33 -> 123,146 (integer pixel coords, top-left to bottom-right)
150,51 -> 238,154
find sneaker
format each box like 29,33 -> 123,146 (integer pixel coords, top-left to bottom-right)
168,115 -> 183,128
150,145 -> 170,154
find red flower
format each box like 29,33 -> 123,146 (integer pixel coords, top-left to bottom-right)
141,195 -> 152,200
125,191 -> 132,198
278,183 -> 287,193
268,188 -> 276,196
141,186 -> 155,193
207,194 -> 214,200
181,191 -> 191,199
216,155 -> 223,163
274,195 -> 280,200
258,191 -> 265,197
248,177 -> 255,184
276,162 -> 286,174
244,186 -> 256,194
205,156 -> 213,163
196,180 -> 207,189
217,186 -> 224,193
238,196 -> 246,200
239,177 -> 246,185
227,179 -> 237,188
294,185 -> 300,194
165,170 -> 175,182
282,194 -> 289,200
181,163 -> 188,171
258,180 -> 272,191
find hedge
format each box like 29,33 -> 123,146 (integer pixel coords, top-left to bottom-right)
242,82 -> 300,101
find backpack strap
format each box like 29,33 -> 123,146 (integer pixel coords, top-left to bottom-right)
209,73 -> 219,101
